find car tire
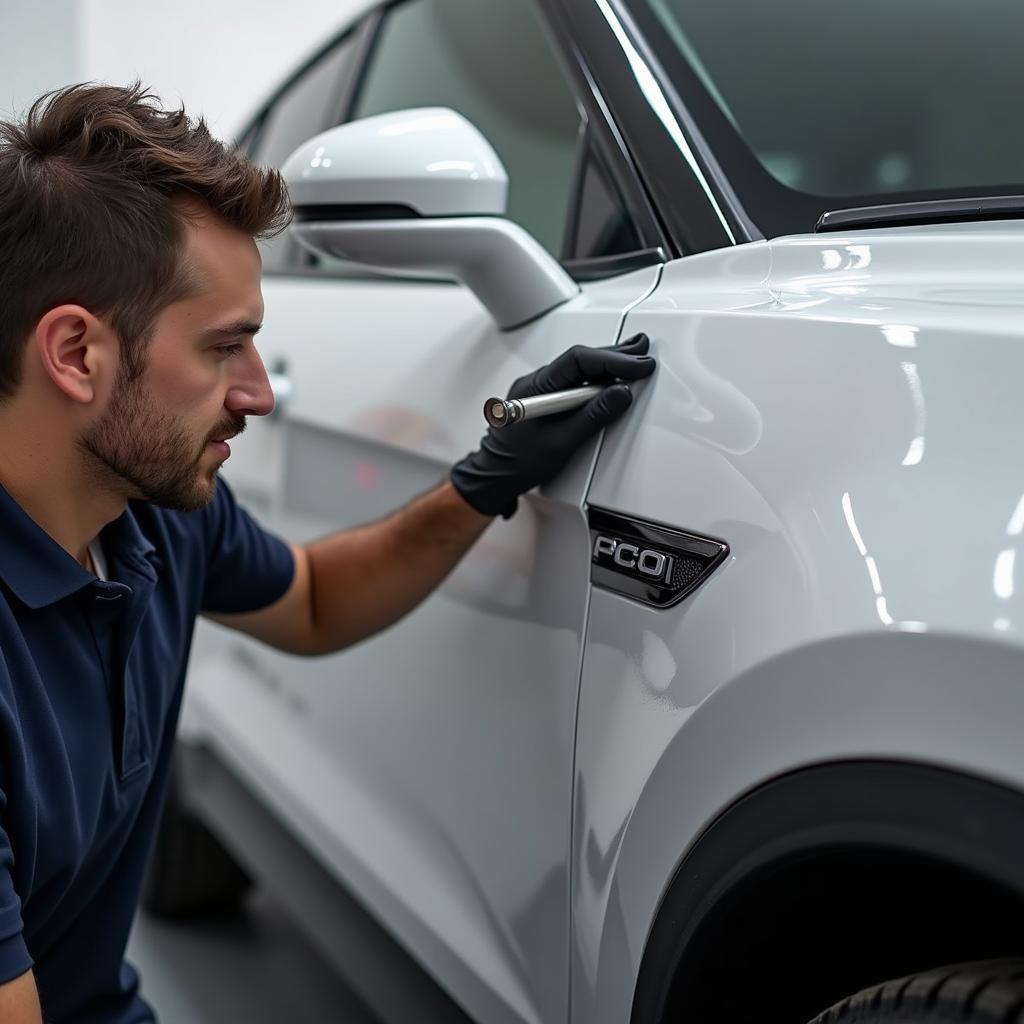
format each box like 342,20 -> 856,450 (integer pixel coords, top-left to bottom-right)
808,960 -> 1024,1024
141,753 -> 253,919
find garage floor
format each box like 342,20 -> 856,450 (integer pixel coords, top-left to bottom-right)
127,889 -> 381,1023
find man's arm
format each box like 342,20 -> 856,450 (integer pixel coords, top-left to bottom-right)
0,969 -> 43,1023
207,336 -> 656,656
206,480 -> 491,656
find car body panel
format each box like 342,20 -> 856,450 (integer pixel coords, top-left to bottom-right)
174,0 -> 1024,1019
573,221 -> 1024,1022
184,263 -> 661,1024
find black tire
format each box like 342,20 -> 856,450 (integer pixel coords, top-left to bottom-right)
141,753 -> 253,920
809,960 -> 1024,1024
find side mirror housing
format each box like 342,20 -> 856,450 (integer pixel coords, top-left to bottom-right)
281,108 -> 578,329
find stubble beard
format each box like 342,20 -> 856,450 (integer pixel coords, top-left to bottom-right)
78,368 -> 222,512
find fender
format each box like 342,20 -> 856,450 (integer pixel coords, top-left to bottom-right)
630,759 -> 1024,1021
572,631 -> 1024,1024
576,229 -> 1024,1024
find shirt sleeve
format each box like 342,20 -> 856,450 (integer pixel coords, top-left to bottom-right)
0,807 -> 32,985
199,477 -> 296,614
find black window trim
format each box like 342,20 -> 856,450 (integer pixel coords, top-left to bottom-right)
545,0 -> 759,258
333,9 -> 387,128
559,118 -> 660,278
538,0 -> 670,264
233,113 -> 265,157
561,119 -> 592,261
563,247 -> 666,281
237,13 -> 376,158
339,1 -> 395,125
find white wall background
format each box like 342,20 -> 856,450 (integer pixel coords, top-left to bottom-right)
1,0 -> 371,139
0,0 -> 81,123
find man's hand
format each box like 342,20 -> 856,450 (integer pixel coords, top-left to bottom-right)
450,333 -> 656,518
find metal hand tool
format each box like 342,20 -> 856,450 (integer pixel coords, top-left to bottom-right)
483,385 -> 606,428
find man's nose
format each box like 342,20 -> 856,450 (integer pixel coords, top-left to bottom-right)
225,348 -> 275,417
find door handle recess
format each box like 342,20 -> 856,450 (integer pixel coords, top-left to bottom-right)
267,358 -> 292,418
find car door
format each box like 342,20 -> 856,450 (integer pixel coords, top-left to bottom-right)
183,2 -> 664,1023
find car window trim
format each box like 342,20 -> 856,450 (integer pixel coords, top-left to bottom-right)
561,119 -> 592,261
606,0 -> 759,243
341,0 -> 413,124
234,112 -> 265,157
232,101 -> 261,153
565,119 -> 662,265
237,18 -> 368,160
563,246 -> 666,281
545,0 -> 758,257
538,0 -> 670,259
332,8 -> 386,127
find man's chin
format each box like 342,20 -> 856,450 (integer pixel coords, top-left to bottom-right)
139,471 -> 219,512
80,431 -> 220,511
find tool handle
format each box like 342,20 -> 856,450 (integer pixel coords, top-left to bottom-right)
484,384 -> 606,428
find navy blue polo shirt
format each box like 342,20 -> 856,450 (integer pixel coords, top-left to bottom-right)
0,476 -> 295,1022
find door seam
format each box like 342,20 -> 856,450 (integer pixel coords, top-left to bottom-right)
565,261 -> 664,1024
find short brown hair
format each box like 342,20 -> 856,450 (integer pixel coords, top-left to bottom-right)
0,81 -> 291,399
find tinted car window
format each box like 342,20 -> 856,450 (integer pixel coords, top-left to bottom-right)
252,32 -> 359,271
253,33 -> 358,170
233,116 -> 262,158
351,0 -> 580,257
573,143 -> 643,260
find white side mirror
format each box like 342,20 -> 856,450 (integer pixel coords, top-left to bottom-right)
284,107 -> 509,217
281,108 -> 578,329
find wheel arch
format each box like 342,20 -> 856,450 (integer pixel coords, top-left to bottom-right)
573,630 -> 1024,1024
630,760 -> 1024,1023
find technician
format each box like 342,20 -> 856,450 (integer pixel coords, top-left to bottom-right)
0,82 -> 655,1023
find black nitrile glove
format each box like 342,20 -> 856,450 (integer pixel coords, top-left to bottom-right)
451,332 -> 656,518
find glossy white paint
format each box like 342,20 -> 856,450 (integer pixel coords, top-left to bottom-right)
185,264 -> 662,1024
181,217 -> 1024,1023
282,107 -> 508,216
285,107 -> 579,327
574,221 -> 1024,1022
180,212 -> 1024,1023
293,218 -> 579,328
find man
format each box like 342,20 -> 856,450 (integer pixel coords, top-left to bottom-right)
0,82 -> 655,1022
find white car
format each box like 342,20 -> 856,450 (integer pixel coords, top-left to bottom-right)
145,1 -> 1024,1022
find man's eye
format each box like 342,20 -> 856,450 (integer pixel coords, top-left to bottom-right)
217,343 -> 244,356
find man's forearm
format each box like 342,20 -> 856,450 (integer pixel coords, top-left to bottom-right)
305,479 -> 492,654
216,338 -> 654,658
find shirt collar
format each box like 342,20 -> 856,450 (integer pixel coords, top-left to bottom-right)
0,482 -> 156,609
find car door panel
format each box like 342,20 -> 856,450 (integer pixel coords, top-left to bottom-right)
187,264 -> 660,1024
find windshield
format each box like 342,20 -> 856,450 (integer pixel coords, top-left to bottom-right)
628,0 -> 1024,236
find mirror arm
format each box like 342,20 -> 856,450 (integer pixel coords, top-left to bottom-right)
293,218 -> 580,329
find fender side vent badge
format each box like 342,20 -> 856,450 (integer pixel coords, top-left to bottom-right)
587,507 -> 728,609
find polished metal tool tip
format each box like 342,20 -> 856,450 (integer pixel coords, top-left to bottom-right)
483,384 -> 606,429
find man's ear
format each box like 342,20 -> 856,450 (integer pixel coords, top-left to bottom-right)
33,304 -> 116,404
